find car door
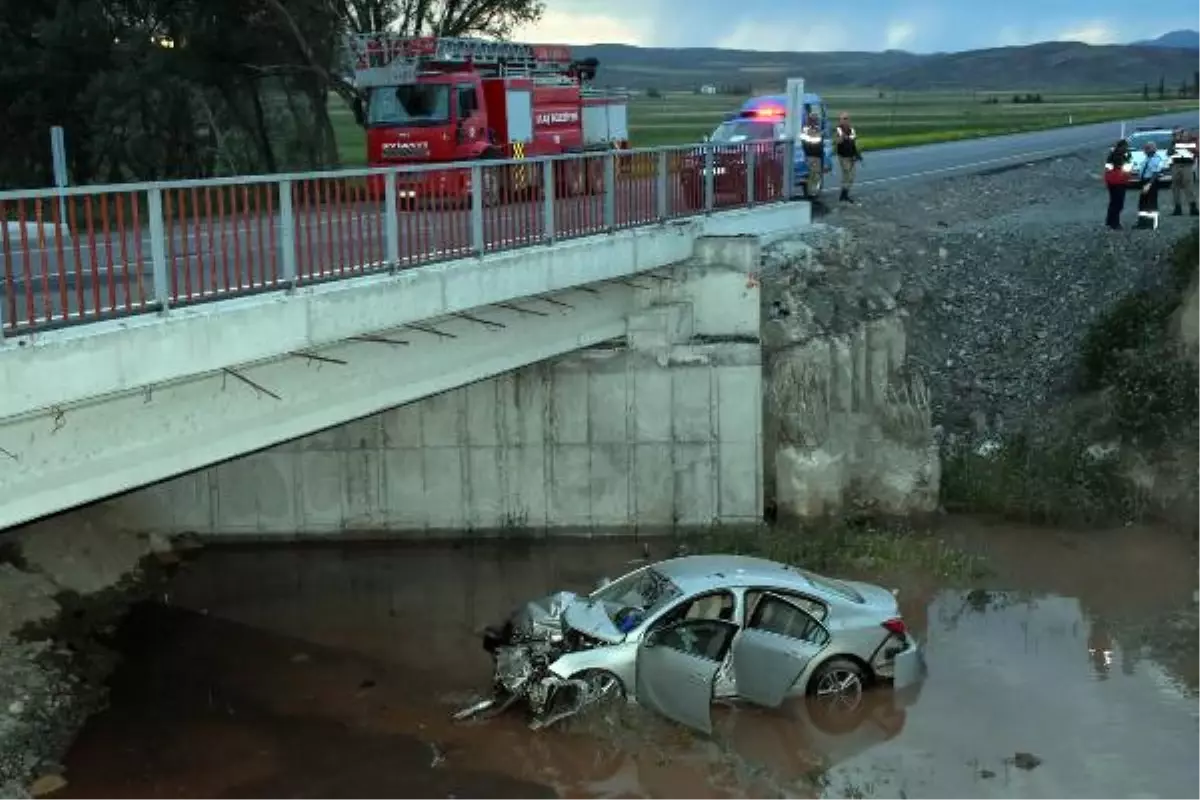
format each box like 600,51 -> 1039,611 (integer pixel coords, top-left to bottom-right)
635,618 -> 739,734
732,592 -> 830,708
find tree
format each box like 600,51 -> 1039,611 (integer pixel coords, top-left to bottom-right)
0,0 -> 546,187
1157,75 -> 1165,99
339,0 -> 545,38
1142,82 -> 1149,100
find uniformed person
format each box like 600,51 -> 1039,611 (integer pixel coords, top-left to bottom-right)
798,112 -> 825,199
1135,141 -> 1167,230
1168,127 -> 1198,216
833,112 -> 863,203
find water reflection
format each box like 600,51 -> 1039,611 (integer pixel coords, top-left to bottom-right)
826,588 -> 1199,799
51,530 -> 1200,799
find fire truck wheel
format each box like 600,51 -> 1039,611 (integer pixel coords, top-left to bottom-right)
559,161 -> 585,197
586,158 -> 606,195
480,168 -> 500,207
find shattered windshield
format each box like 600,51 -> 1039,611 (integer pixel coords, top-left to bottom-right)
367,84 -> 451,127
591,567 -> 682,622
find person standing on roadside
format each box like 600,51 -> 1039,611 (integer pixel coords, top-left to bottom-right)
1134,141 -> 1167,230
1103,139 -> 1132,230
834,112 -> 863,203
1168,127 -> 1198,216
798,112 -> 825,199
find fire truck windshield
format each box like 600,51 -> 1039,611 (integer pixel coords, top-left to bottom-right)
708,119 -> 780,143
367,84 -> 451,127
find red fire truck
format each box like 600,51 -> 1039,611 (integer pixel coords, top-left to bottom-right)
345,35 -> 630,203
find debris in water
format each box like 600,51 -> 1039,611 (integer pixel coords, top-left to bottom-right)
1009,752 -> 1042,771
29,774 -> 68,796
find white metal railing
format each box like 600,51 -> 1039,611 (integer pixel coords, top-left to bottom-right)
0,141 -> 799,335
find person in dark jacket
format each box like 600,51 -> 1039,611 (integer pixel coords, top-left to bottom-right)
1168,127 -> 1198,216
833,112 -> 863,203
798,112 -> 825,199
1103,139 -> 1132,230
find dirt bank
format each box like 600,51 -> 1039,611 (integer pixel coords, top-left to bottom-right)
0,512 -> 186,798
819,149 -> 1194,432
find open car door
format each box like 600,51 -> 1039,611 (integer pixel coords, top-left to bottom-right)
733,592 -> 830,707
635,619 -> 738,734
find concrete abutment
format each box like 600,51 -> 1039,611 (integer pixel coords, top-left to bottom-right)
93,235 -> 767,538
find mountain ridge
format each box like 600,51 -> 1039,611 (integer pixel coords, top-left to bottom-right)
574,38 -> 1200,91
1134,29 -> 1200,49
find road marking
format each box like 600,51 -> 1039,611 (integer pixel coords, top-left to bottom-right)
857,136 -> 1115,187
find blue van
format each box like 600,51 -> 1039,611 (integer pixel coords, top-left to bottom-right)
706,93 -> 834,197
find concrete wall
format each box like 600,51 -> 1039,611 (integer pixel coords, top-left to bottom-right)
0,204 -> 805,531
103,344 -> 762,536
71,234 -> 767,537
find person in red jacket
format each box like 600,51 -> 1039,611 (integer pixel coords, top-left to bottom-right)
1102,139 -> 1132,230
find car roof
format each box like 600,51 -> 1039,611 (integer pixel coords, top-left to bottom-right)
652,554 -> 834,598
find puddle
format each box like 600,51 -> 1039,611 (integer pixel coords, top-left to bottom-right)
48,523 -> 1199,798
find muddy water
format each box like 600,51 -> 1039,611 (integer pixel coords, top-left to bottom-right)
52,522 -> 1198,799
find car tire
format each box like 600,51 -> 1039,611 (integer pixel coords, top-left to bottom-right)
806,657 -> 868,715
579,669 -> 626,707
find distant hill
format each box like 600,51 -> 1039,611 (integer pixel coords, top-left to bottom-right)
576,40 -> 1200,92
1134,30 -> 1200,50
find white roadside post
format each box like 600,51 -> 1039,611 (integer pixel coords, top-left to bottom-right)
783,78 -> 806,200
50,126 -> 69,234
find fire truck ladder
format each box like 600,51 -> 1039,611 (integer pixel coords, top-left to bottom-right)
347,34 -> 575,82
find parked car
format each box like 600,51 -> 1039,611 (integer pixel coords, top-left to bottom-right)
1125,128 -> 1177,186
454,554 -> 927,734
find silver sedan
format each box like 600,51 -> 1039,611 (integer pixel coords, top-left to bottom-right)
456,554 -> 927,733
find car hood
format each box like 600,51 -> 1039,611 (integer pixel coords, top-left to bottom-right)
510,591 -> 625,644
562,598 -> 625,644
511,590 -> 577,638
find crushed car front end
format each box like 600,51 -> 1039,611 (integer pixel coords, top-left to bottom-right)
460,591 -> 630,729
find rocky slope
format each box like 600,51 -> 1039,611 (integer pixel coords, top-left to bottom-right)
819,152 -> 1195,436
0,515 -> 185,798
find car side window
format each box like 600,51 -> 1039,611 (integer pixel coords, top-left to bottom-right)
744,589 -> 827,623
657,590 -> 736,629
747,593 -> 830,646
652,619 -> 735,662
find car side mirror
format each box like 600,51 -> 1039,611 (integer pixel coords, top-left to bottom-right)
643,629 -> 660,647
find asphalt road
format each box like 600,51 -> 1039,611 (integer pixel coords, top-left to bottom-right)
854,110 -> 1200,190
4,109 -> 1198,332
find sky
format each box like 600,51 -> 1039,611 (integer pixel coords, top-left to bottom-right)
512,0 -> 1200,52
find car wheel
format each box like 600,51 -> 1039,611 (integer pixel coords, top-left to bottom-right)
807,657 -> 867,714
580,669 -> 625,707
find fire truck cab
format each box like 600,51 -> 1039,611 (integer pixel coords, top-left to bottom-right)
346,35 -> 629,203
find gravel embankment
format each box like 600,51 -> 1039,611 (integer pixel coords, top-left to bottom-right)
0,520 -> 183,798
818,149 -> 1195,432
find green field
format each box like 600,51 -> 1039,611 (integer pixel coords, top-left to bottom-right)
330,89 -> 1196,165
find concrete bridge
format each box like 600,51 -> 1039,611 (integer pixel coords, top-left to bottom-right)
0,146 -> 810,533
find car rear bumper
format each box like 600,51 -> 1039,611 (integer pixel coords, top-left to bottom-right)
891,636 -> 927,706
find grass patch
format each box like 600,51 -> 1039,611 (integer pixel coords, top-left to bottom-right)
676,519 -> 987,582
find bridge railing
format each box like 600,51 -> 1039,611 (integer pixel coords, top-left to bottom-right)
0,140 -> 796,337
